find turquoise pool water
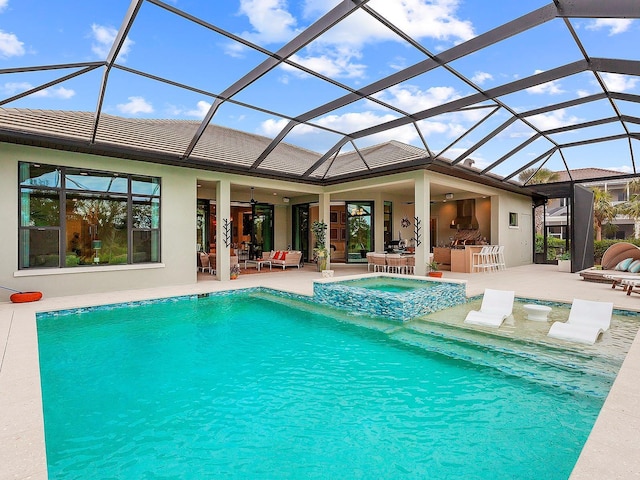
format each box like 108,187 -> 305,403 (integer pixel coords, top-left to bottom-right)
340,277 -> 434,293
38,290 -> 613,479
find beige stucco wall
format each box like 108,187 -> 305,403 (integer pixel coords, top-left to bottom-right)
0,143 -> 199,301
1,142 -> 535,300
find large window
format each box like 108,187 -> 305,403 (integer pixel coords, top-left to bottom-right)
19,162 -> 160,269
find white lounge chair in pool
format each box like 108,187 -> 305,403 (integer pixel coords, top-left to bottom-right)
464,288 -> 515,328
547,299 -> 613,345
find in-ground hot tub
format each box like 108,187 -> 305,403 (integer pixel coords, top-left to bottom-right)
313,273 -> 467,322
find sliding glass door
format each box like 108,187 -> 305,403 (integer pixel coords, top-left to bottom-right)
346,202 -> 373,263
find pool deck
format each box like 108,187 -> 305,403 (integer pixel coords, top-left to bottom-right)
1,264 -> 639,479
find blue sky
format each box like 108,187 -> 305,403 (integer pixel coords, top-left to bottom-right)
1,0 -> 639,179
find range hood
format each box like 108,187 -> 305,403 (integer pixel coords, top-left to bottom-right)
451,199 -> 479,230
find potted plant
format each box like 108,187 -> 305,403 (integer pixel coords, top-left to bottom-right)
427,260 -> 443,277
230,263 -> 240,279
311,220 -> 329,272
557,252 -> 571,272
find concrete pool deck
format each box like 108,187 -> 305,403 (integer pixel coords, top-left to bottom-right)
1,263 -> 638,479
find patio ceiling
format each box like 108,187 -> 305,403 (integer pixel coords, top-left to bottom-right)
1,1 -> 640,189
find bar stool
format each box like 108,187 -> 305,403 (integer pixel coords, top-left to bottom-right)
371,253 -> 387,272
405,256 -> 415,274
386,254 -> 407,274
472,245 -> 494,272
495,245 -> 506,270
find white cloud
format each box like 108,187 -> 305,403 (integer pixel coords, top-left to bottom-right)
609,165 -> 634,173
600,72 -> 638,93
32,86 -> 76,99
526,109 -> 582,131
472,71 -> 493,85
0,30 -> 25,58
232,0 -> 474,81
260,118 -> 290,136
185,100 -> 211,119
0,82 -> 75,99
166,100 -> 212,119
526,70 -> 564,95
117,96 -> 153,115
0,0 -> 8,13
91,24 -> 133,60
0,81 -> 31,95
238,0 -> 300,44
586,19 -> 633,36
374,84 -> 460,112
367,0 -> 474,43
286,49 -> 367,79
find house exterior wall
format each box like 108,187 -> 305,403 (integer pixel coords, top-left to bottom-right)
493,193 -> 534,267
1,143 -> 197,300
1,142 -> 535,300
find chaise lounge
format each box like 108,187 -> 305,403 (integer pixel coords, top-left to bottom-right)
580,242 -> 640,283
547,298 -> 613,345
464,288 -> 515,328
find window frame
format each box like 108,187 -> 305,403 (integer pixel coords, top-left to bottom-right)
18,162 -> 161,269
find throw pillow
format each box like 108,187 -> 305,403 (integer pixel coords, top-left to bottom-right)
628,259 -> 640,273
615,257 -> 634,271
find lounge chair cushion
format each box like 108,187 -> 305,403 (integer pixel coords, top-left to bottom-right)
615,257 -> 634,271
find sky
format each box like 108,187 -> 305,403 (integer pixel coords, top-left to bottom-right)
1,0 -> 639,179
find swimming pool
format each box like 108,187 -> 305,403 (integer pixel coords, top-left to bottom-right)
37,289 -> 626,479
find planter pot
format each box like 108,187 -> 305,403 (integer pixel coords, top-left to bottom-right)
428,271 -> 443,278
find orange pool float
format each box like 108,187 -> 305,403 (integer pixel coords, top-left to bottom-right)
10,291 -> 43,303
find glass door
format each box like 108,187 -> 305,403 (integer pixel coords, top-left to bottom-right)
383,201 -> 392,250
196,199 -> 209,252
252,204 -> 273,259
292,204 -> 309,261
346,202 -> 373,263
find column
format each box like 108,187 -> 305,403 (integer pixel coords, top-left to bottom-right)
414,171 -> 431,276
319,192 -> 331,270
216,180 -> 231,281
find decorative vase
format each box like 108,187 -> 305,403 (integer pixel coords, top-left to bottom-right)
317,257 -> 327,272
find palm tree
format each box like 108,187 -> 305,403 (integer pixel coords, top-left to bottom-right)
592,187 -> 617,241
618,179 -> 640,238
518,167 -> 560,185
518,168 -> 560,236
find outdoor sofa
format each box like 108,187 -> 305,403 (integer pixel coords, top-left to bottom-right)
267,250 -> 303,269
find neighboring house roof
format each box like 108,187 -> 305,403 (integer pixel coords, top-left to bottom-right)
553,168 -> 628,183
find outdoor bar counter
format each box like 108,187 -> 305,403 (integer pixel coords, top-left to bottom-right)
433,246 -> 484,273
